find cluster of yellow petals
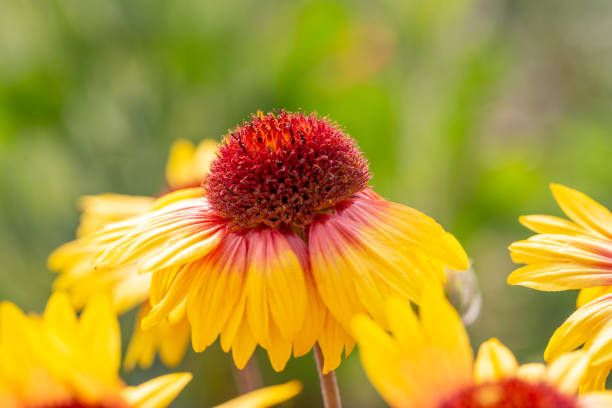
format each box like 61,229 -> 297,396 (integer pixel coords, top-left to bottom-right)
509,184 -> 612,392
0,292 -> 191,407
351,289 -> 612,408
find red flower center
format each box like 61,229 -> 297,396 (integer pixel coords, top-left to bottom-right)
438,378 -> 577,408
205,110 -> 370,229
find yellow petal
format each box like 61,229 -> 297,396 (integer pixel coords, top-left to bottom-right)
230,319 -> 257,370
266,322 -> 293,372
579,363 -> 612,393
193,139 -> 218,178
551,184 -> 612,239
545,295 -> 612,362
188,233 -> 248,351
77,194 -> 154,237
317,313 -> 353,374
43,292 -> 78,343
143,265 -> 196,329
77,294 -> 121,387
351,314 -> 412,407
511,233 -> 612,266
158,314 -> 190,368
578,287 -> 612,308
547,351 -> 590,395
292,277 -> 325,358
519,214 -> 586,235
474,338 -> 518,383
165,139 -> 196,189
213,380 -> 302,408
507,263 -> 612,291
122,373 -> 192,408
151,188 -> 205,211
420,288 -> 473,383
245,229 -> 307,348
124,305 -> 157,371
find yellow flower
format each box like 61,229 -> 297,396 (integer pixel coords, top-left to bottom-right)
351,289 -> 612,408
508,184 -> 612,296
0,292 -> 191,408
84,110 -> 468,373
508,184 -> 612,389
48,138 -> 218,370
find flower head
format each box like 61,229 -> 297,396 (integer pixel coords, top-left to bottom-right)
508,184 -> 612,292
86,110 -> 468,373
0,292 -> 191,408
351,289 -> 612,408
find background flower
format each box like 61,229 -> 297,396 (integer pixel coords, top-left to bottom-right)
0,292 -> 191,407
351,290 -> 612,408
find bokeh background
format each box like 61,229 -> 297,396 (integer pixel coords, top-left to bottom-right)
1,0 -> 612,406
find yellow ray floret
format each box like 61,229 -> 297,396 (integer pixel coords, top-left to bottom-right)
84,187 -> 467,373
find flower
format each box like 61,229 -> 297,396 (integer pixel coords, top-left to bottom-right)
508,184 -> 612,389
351,288 -> 612,408
85,110 -> 469,373
508,184 -> 612,294
48,138 -> 217,370
0,292 -> 191,407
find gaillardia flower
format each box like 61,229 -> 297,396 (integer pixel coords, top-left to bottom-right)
351,288 -> 612,408
508,184 -> 612,296
87,110 -> 469,373
508,184 -> 612,389
0,292 -> 191,407
48,138 -> 217,370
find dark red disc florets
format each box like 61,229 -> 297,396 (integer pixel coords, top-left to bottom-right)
438,378 -> 577,408
205,110 -> 370,229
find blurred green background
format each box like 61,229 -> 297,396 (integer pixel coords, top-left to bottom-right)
1,0 -> 612,406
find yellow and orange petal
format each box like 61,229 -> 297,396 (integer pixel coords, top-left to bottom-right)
89,187 -> 467,373
76,194 -> 155,238
0,293 -> 191,407
351,290 -> 612,408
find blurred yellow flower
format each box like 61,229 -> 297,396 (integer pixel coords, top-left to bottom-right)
508,184 -> 612,389
351,289 -> 612,408
508,184 -> 612,297
0,292 -> 191,408
83,110 -> 468,373
48,138 -> 217,370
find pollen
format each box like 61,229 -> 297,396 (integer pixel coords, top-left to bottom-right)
205,110 -> 370,229
438,378 -> 577,408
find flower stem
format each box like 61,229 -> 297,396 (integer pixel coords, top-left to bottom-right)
233,355 -> 263,394
314,343 -> 342,408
